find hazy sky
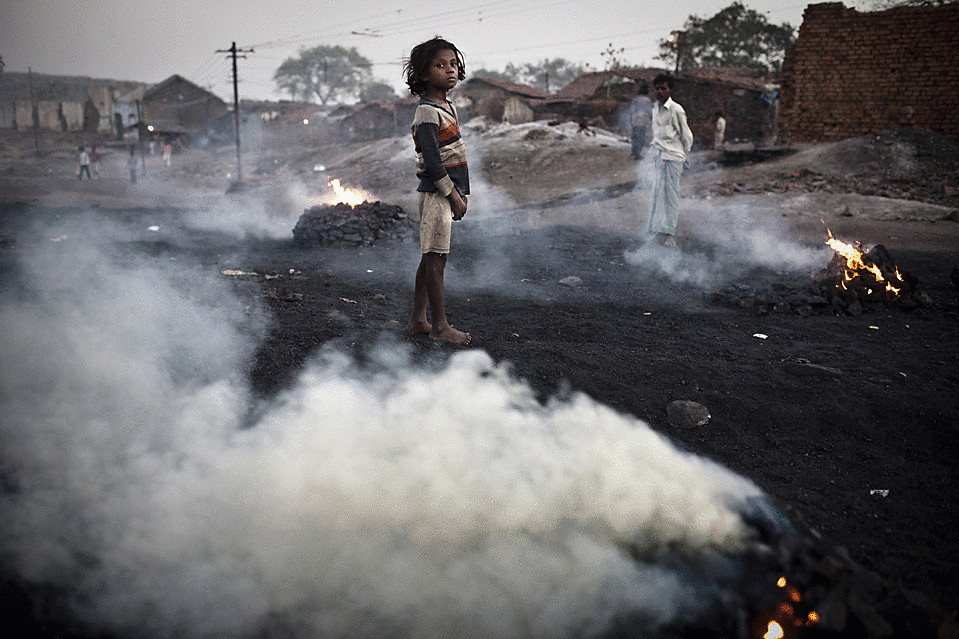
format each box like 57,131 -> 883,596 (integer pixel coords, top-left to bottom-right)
2,0 -> 821,101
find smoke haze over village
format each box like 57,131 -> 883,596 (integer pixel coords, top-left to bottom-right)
2,0 -> 809,101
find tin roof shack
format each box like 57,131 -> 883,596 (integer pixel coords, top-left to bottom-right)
457,78 -> 549,124
140,75 -> 228,134
545,67 -> 775,146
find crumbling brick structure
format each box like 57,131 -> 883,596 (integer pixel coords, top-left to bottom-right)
779,2 -> 959,143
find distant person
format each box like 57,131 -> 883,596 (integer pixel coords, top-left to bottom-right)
77,146 -> 91,180
630,95 -> 652,159
402,36 -> 471,346
714,110 -> 726,150
162,141 -> 172,167
89,145 -> 101,177
127,147 -> 138,184
647,73 -> 693,247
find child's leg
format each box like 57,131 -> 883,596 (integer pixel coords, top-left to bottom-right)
406,255 -> 431,334
423,252 -> 469,345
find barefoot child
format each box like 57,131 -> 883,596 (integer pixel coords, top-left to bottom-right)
403,37 -> 471,345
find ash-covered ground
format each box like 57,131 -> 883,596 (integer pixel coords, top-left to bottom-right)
0,123 -> 957,638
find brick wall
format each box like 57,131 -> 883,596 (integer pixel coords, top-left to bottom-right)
779,2 -> 959,143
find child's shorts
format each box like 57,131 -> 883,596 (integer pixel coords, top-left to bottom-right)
419,191 -> 452,254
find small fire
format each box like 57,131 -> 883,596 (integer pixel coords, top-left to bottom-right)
759,576 -> 820,638
325,178 -> 372,206
825,229 -> 905,297
763,621 -> 785,639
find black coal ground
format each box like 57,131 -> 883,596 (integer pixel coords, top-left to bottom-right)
240,214 -> 959,635
1,203 -> 957,637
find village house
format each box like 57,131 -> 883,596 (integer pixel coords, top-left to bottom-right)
456,77 -> 549,124
336,97 -> 418,141
543,67 -> 776,147
138,74 -> 228,132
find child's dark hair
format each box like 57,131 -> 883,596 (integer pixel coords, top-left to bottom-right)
653,73 -> 674,88
403,37 -> 466,96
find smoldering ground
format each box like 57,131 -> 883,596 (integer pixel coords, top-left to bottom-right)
0,210 -> 802,638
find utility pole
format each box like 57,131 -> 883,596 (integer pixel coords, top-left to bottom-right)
28,67 -> 39,156
216,42 -> 254,185
135,99 -> 146,173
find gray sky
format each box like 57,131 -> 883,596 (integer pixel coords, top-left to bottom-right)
2,0 -> 818,101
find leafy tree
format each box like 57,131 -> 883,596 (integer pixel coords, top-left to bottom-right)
274,45 -> 372,105
358,79 -> 398,103
517,59 -> 584,92
657,2 -> 796,72
600,44 -> 628,73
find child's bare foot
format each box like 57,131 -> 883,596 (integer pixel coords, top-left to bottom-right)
406,320 -> 432,335
431,325 -> 471,345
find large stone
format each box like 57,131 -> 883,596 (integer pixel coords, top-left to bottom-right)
666,400 -> 711,428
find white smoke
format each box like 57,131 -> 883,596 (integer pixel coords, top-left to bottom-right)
0,218 -> 767,638
626,194 -> 831,289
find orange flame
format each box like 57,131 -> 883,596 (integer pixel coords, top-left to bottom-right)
325,178 -> 371,206
825,229 -> 902,295
764,620 -> 785,639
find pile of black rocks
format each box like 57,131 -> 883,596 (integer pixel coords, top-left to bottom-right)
712,245 -> 925,317
292,201 -> 415,247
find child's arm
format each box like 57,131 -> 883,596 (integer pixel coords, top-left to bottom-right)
415,120 -> 467,218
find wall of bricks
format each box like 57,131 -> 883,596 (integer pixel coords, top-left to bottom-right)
779,2 -> 959,143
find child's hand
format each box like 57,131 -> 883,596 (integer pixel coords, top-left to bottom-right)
450,192 -> 467,220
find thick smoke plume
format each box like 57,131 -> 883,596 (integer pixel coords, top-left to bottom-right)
1,217 -> 768,638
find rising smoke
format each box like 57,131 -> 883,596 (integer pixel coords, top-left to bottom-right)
0,214 -> 775,638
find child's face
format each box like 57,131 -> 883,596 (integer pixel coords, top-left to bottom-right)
654,82 -> 671,104
423,48 -> 459,94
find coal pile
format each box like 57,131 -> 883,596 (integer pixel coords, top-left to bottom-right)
713,244 -> 926,317
292,201 -> 415,247
816,244 -> 921,315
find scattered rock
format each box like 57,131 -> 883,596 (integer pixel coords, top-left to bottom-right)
666,400 -> 711,428
559,275 -> 583,287
782,358 -> 844,378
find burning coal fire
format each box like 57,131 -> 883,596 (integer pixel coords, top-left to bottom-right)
324,177 -> 372,206
824,230 -> 907,301
756,576 -> 822,639
293,176 -> 413,247
818,229 -> 920,313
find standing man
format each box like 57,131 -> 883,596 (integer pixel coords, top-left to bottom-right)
77,146 -> 92,180
713,110 -> 726,150
647,74 -> 693,246
630,95 -> 651,160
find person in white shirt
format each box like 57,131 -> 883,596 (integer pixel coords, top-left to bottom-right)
714,110 -> 726,150
647,74 -> 693,246
77,146 -> 91,180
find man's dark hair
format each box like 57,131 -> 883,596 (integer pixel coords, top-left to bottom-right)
403,37 -> 466,96
653,73 -> 674,88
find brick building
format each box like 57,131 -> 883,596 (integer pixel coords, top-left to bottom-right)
779,2 -> 959,143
